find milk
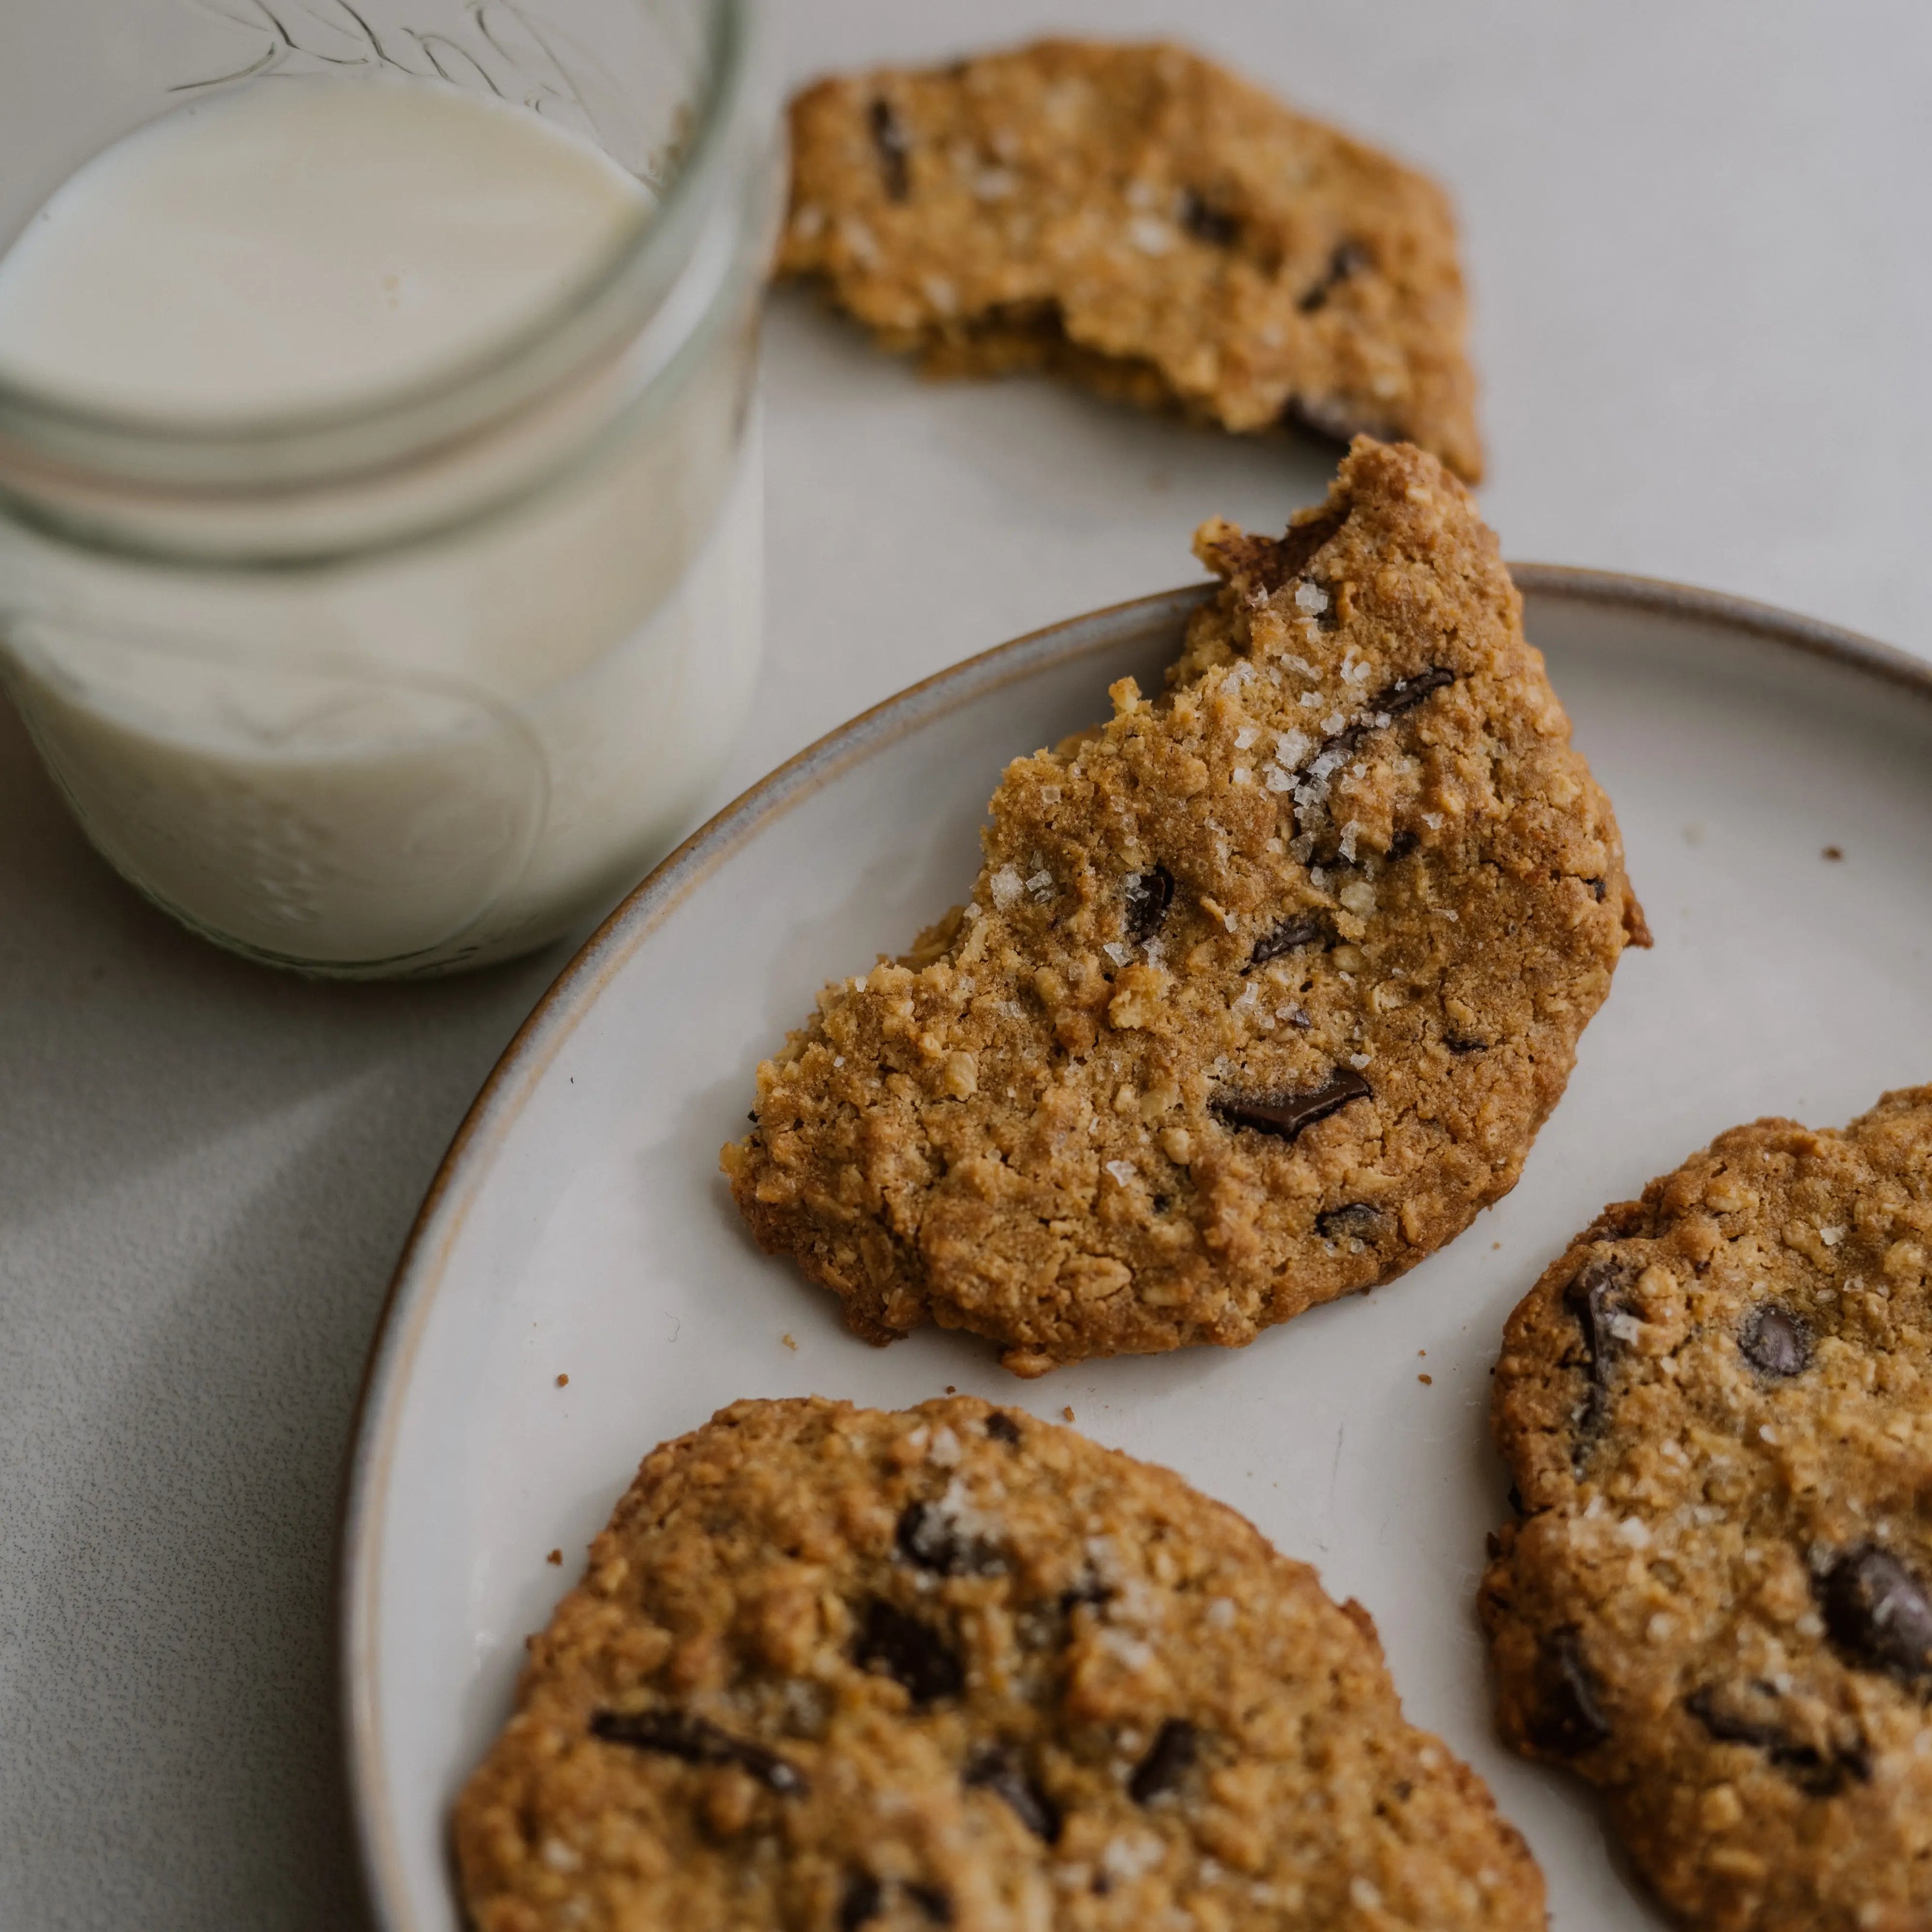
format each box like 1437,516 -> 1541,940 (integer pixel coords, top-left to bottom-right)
0,78 -> 764,972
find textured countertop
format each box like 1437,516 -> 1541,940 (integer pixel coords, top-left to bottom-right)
3,2 -> 1929,1925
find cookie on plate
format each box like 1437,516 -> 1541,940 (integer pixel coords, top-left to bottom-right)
455,1395 -> 1546,1931
721,439 -> 1645,1376
780,39 -> 1483,481
1481,1089 -> 1932,1932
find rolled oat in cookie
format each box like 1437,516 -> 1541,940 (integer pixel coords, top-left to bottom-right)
455,1395 -> 1546,1931
1482,1087 -> 1932,1932
722,440 -> 1643,1376
780,39 -> 1484,481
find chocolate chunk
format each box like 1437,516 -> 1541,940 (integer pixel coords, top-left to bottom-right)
854,1598 -> 964,1704
1124,865 -> 1174,942
1129,1718 -> 1200,1803
1563,1255 -> 1636,1455
1686,1687 -> 1870,1796
1316,1201 -> 1383,1243
1739,1305 -> 1811,1378
905,1884 -> 954,1925
1317,667 -> 1457,766
868,98 -> 910,200
1211,1067 -> 1371,1143
1818,1546 -> 1932,1684
1380,666 -> 1457,717
1444,1035 -> 1488,1055
1506,1482 -> 1527,1517
1059,1573 -> 1111,1613
589,1708 -> 806,1794
1297,238 -> 1372,312
895,1500 -> 998,1576
964,1744 -> 1062,1841
1585,877 -> 1607,901
840,1873 -> 883,1931
1246,912 -> 1334,972
1527,1628 -> 1610,1756
1387,829 -> 1420,861
1269,505 -> 1349,585
984,1410 -> 1023,1445
1179,188 -> 1241,246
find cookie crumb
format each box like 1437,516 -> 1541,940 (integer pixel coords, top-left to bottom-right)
546,1549 -> 562,1566
1418,1373 -> 1432,1385
781,1333 -> 797,1351
1063,1406 -> 1076,1423
1823,845 -> 1844,861
555,1373 -> 569,1387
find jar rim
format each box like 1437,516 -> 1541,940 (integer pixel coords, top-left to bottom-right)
0,0 -> 760,497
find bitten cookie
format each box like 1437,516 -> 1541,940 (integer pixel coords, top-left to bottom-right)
456,1395 -> 1546,1932
722,440 -> 1643,1376
780,39 -> 1483,482
1481,1089 -> 1932,1932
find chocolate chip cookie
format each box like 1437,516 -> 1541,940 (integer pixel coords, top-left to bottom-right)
1481,1089 -> 1932,1931
721,439 -> 1643,1376
456,1395 -> 1546,1931
780,39 -> 1483,481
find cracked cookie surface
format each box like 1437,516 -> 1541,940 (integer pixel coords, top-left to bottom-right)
721,440 -> 1643,1375
780,39 -> 1483,481
1481,1089 -> 1932,1931
455,1395 -> 1546,1931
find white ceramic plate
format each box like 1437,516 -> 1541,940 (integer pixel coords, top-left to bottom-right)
343,571 -> 1932,1931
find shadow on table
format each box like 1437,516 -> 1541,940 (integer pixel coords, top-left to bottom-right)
0,696 -> 570,1930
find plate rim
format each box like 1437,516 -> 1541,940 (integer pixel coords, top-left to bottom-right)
336,563 -> 1932,1930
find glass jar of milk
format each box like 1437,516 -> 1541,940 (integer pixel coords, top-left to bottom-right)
0,0 -> 775,974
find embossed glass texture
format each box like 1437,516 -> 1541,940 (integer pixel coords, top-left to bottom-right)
0,0 -> 774,975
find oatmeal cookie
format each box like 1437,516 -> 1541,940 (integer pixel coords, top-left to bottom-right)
1481,1089 -> 1932,1931
780,39 -> 1483,481
455,1395 -> 1545,1931
722,439 -> 1643,1376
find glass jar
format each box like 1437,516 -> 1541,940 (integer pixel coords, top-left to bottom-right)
0,0 -> 776,976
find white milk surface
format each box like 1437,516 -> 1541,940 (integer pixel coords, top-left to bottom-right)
0,80 -> 645,417
0,79 -> 763,971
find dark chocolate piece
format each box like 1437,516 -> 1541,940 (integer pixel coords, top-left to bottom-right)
1211,1067 -> 1371,1143
984,1410 -> 1023,1445
1739,1305 -> 1811,1378
854,1598 -> 965,1704
964,1744 -> 1062,1841
1128,1718 -> 1200,1803
868,97 -> 910,200
1818,1546 -> 1932,1684
1297,238 -> 1372,312
1246,912 -> 1334,973
1686,1687 -> 1869,1796
1179,188 -> 1240,246
906,1883 -> 954,1925
1380,666 -> 1457,717
1527,1628 -> 1610,1756
840,1873 -> 883,1931
895,1500 -> 998,1577
1270,505 -> 1349,584
588,1708 -> 806,1794
1124,865 -> 1175,942
1316,1201 -> 1383,1243
1564,1255 -> 1637,1454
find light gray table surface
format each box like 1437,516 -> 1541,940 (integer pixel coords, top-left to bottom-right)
3,3 -> 1929,1925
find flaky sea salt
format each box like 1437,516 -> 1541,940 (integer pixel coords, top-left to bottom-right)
1102,941 -> 1131,967
1127,214 -> 1172,254
1234,724 -> 1258,748
1293,580 -> 1329,616
1231,766 -> 1252,786
989,866 -> 1023,909
1105,1159 -> 1137,1186
1025,869 -> 1055,900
